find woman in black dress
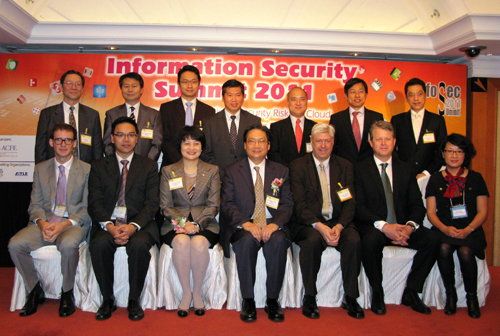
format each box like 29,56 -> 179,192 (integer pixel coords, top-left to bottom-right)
425,133 -> 488,318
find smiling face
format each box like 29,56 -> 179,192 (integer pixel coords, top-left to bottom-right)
180,137 -> 202,161
62,73 -> 84,104
443,142 -> 465,169
369,127 -> 396,162
120,77 -> 143,105
244,128 -> 270,164
406,84 -> 426,111
223,86 -> 244,114
111,122 -> 138,157
287,87 -> 308,118
49,129 -> 77,162
346,82 -> 367,110
311,131 -> 334,161
179,70 -> 200,100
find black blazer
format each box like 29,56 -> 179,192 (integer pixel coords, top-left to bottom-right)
391,110 -> 447,174
269,116 -> 316,167
35,102 -> 103,164
289,153 -> 355,238
220,159 -> 293,256
88,154 -> 160,243
354,155 -> 425,229
329,108 -> 383,163
159,97 -> 215,167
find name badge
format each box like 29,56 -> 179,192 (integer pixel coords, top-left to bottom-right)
168,177 -> 183,190
265,195 -> 280,209
141,128 -> 154,140
112,206 -> 127,219
306,142 -> 313,153
451,204 -> 468,219
422,132 -> 436,144
54,205 -> 66,218
337,188 -> 352,202
80,134 -> 92,146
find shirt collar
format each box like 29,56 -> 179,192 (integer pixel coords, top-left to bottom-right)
116,152 -> 134,164
63,101 -> 79,111
290,115 -> 305,125
312,154 -> 330,168
55,156 -> 74,170
349,106 -> 365,115
411,109 -> 425,118
373,155 -> 392,168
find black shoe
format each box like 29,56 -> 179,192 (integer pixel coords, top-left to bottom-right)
59,289 -> 76,317
194,308 -> 205,316
466,293 -> 481,318
240,298 -> 256,322
342,295 -> 364,319
19,282 -> 45,317
371,290 -> 386,315
401,288 -> 431,314
127,300 -> 144,321
444,289 -> 457,315
177,309 -> 189,318
265,298 -> 284,322
302,295 -> 320,319
96,299 -> 117,321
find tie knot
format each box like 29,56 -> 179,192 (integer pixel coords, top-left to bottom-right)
380,163 -> 388,171
58,165 -> 65,173
230,115 -> 236,121
69,106 -> 75,112
121,160 -> 129,167
296,119 -> 301,126
352,111 -> 360,117
254,166 -> 260,173
186,101 -> 193,107
130,106 -> 135,112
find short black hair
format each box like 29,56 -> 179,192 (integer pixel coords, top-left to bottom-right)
177,65 -> 201,83
119,72 -> 144,88
111,116 -> 139,134
60,70 -> 85,87
442,133 -> 476,168
344,77 -> 368,95
50,123 -> 77,140
243,125 -> 272,143
222,79 -> 245,95
177,126 -> 206,151
404,77 -> 426,95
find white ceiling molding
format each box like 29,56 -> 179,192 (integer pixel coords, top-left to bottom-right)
466,55 -> 500,78
0,0 -> 37,43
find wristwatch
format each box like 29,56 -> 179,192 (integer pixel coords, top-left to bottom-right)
406,221 -> 420,231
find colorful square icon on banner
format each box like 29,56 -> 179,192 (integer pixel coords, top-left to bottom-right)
29,78 -> 37,87
93,85 -> 107,98
390,67 -> 402,80
386,90 -> 396,102
32,106 -> 41,115
50,81 -> 62,95
327,93 -> 338,104
83,67 -> 94,78
17,94 -> 26,104
371,79 -> 383,91
5,59 -> 17,70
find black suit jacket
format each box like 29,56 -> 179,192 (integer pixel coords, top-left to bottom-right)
220,159 -> 293,256
88,154 -> 160,243
354,155 -> 425,229
391,110 -> 447,174
159,97 -> 215,167
201,109 -> 261,169
35,102 -> 103,164
289,153 -> 355,238
269,116 -> 316,167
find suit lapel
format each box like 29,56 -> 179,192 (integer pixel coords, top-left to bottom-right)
307,155 -> 322,203
176,98 -> 186,126
48,159 -> 57,205
241,160 -> 254,200
125,155 -> 139,194
66,159 -> 79,205
369,157 -> 386,203
217,111 -> 233,151
342,111 -> 358,149
417,111 -> 431,146
406,112 -> 418,149
285,117 -> 299,155
55,103 -> 65,124
172,161 -> 189,200
192,161 -> 209,201
136,103 -> 146,130
107,156 -> 121,199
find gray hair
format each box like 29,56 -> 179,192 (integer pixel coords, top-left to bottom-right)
311,123 -> 335,139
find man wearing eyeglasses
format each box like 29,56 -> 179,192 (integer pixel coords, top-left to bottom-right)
35,69 -> 103,164
159,65 -> 215,167
88,116 -> 159,321
9,123 -> 91,318
103,72 -> 162,161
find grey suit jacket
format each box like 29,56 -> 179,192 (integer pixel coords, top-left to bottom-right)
201,109 -> 261,169
159,160 -> 220,236
28,157 -> 91,231
103,103 -> 162,161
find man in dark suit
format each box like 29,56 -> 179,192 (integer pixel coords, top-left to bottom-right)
290,123 -> 363,319
202,79 -> 261,169
221,126 -> 292,322
88,117 -> 159,321
9,124 -> 90,317
391,77 -> 447,178
159,65 -> 215,167
330,78 -> 384,164
269,87 -> 316,166
103,72 -> 162,161
355,120 -> 439,315
35,69 -> 103,164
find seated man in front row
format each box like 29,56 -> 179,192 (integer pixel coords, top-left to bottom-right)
355,120 -> 439,315
221,125 -> 293,322
9,123 -> 90,317
88,116 -> 159,321
290,123 -> 363,319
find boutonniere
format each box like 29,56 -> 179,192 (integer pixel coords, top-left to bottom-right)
271,178 -> 284,196
171,216 -> 187,232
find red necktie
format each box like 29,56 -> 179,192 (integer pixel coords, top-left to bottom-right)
352,111 -> 361,150
295,119 -> 303,153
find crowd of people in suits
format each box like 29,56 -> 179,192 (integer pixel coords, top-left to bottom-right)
8,65 -> 488,324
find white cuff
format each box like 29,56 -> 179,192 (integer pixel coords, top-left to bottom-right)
374,220 -> 387,231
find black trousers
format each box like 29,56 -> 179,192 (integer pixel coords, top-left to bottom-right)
294,225 -> 361,298
90,229 -> 155,302
359,225 -> 439,294
231,229 -> 290,299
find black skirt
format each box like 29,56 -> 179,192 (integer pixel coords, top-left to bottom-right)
162,229 -> 219,249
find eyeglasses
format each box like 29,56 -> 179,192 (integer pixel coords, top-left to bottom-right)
246,138 -> 268,145
113,132 -> 138,139
63,81 -> 83,88
53,138 -> 75,145
443,149 -> 464,155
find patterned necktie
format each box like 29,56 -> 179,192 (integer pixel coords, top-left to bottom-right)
55,165 -> 67,206
318,163 -> 331,217
185,101 -> 193,126
69,106 -> 79,159
295,118 -> 303,153
252,166 -> 266,228
116,160 -> 129,223
352,111 -> 362,150
130,106 -> 136,121
380,163 -> 396,223
229,115 -> 237,150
